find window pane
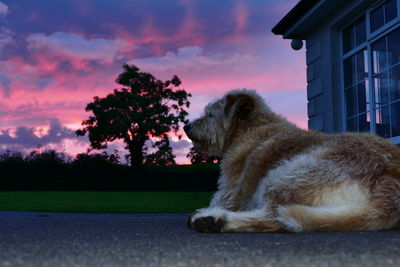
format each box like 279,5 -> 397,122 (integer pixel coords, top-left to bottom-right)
355,17 -> 366,46
356,50 -> 366,82
358,81 -> 368,113
376,106 -> 391,137
344,56 -> 356,87
391,102 -> 400,137
346,86 -> 358,117
347,117 -> 358,131
365,78 -> 371,108
385,0 -> 398,23
374,73 -> 390,106
390,65 -> 400,101
359,113 -> 370,132
372,36 -> 388,74
346,114 -> 370,133
371,4 -> 384,32
374,73 -> 389,106
388,28 -> 400,66
343,25 -> 355,53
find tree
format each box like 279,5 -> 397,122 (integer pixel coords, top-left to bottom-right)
73,151 -> 120,167
145,135 -> 176,166
76,64 -> 191,166
0,150 -> 25,167
26,149 -> 69,166
187,146 -> 220,164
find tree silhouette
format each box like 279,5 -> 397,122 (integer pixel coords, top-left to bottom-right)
145,135 -> 176,166
76,64 -> 191,166
0,150 -> 25,167
26,149 -> 69,166
187,146 -> 220,164
73,151 -> 120,167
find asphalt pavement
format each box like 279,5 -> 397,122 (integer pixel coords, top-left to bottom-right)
0,212 -> 400,267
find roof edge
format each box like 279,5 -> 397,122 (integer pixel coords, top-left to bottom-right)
272,0 -> 320,36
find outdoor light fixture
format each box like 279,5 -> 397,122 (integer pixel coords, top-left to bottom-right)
291,39 -> 303,50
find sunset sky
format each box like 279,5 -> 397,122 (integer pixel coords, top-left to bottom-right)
0,0 -> 306,164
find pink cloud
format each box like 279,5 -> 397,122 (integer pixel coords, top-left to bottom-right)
233,1 -> 249,36
177,0 -> 206,47
0,55 -> 121,129
113,12 -> 206,56
110,1 -> 217,57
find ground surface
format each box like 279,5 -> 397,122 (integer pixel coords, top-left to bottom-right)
1,212 -> 400,267
0,191 -> 212,213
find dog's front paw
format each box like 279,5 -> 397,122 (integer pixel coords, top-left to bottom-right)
192,216 -> 225,233
187,208 -> 204,228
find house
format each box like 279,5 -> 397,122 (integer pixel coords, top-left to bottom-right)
272,0 -> 400,143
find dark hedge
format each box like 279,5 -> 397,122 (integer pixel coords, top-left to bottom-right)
0,164 -> 219,191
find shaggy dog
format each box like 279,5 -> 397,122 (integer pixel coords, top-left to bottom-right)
183,89 -> 400,233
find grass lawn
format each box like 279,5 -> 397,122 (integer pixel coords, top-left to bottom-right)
0,191 -> 213,213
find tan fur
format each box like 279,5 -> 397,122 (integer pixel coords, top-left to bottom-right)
185,89 -> 400,233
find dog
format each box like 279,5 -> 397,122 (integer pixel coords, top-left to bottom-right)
183,89 -> 400,233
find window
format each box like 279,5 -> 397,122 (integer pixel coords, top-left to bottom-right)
342,0 -> 400,141
343,17 -> 366,53
370,0 -> 397,32
372,28 -> 400,137
343,16 -> 370,132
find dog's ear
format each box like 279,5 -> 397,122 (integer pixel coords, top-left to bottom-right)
224,93 -> 255,121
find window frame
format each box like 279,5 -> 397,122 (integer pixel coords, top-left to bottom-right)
341,0 -> 400,142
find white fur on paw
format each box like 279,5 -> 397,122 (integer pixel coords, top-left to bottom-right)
276,206 -> 303,233
191,207 -> 227,223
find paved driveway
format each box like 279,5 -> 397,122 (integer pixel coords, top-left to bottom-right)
0,212 -> 399,266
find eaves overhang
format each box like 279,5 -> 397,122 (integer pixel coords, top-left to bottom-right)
272,0 -> 348,39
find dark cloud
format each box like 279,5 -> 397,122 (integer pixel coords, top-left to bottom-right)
0,118 -> 78,149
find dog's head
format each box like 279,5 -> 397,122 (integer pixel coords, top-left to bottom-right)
184,89 -> 268,156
